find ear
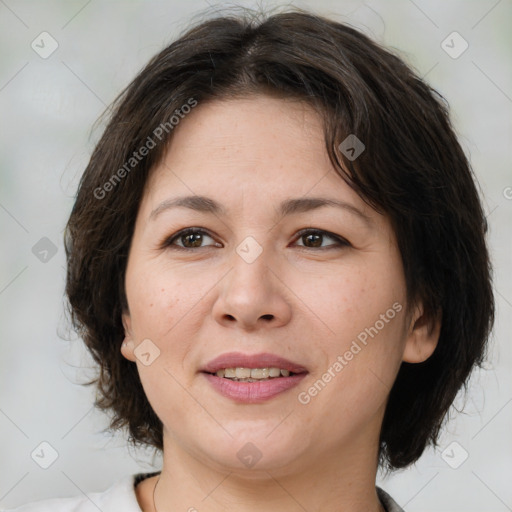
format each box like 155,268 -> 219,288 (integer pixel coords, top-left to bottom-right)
402,303 -> 441,363
120,311 -> 137,362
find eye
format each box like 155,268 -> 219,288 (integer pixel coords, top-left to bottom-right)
163,228 -> 221,250
162,227 -> 350,251
293,228 -> 350,250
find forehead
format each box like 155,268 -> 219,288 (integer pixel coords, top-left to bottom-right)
132,95 -> 397,250
140,95 -> 377,227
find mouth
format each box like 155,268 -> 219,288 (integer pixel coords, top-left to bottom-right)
208,367 -> 298,382
200,352 -> 308,403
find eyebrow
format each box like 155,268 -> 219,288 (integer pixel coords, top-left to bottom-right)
149,195 -> 373,226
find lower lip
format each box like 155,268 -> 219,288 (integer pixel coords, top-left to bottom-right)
202,373 -> 307,403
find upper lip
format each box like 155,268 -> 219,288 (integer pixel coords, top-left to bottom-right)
201,352 -> 308,374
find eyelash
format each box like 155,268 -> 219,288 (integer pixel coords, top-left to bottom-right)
161,227 -> 350,252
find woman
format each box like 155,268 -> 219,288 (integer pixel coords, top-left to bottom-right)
8,7 -> 494,512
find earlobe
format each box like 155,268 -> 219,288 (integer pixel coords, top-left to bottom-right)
121,313 -> 136,362
402,305 -> 442,363
120,338 -> 136,362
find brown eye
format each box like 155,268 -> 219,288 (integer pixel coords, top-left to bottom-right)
295,229 -> 350,250
181,231 -> 204,248
163,227 -> 349,252
302,232 -> 323,248
164,228 -> 220,250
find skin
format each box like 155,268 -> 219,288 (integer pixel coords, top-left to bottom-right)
121,95 -> 440,512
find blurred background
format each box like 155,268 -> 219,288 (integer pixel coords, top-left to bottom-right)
0,1 -> 511,510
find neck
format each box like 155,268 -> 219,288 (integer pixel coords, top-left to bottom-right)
150,431 -> 385,512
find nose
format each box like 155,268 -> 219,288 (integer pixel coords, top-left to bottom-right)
212,243 -> 292,332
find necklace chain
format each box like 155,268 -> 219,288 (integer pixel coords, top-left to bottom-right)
152,475 -> 160,512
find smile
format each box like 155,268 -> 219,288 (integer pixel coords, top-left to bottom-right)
200,352 -> 308,403
213,367 -> 293,380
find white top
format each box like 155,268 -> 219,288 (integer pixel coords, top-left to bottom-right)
2,474 -> 143,512
2,473 -> 404,512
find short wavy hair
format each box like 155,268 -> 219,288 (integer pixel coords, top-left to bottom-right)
64,8 -> 494,470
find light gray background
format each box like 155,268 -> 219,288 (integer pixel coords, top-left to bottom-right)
1,1 -> 511,511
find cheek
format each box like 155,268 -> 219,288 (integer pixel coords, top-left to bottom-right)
295,254 -> 407,393
124,257 -> 222,385
124,260 -> 202,411
126,257 -> 198,340
300,261 -> 405,341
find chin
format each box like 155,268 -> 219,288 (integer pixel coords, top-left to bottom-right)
194,427 -> 306,475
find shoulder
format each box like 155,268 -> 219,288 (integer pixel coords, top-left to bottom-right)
377,486 -> 405,512
1,474 -> 145,512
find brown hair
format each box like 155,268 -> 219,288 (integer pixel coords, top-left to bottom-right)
64,8 -> 494,470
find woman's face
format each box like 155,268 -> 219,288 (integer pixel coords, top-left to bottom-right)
121,95 -> 435,475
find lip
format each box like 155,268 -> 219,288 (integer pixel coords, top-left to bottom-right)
203,373 -> 307,403
201,352 -> 308,374
200,352 -> 308,404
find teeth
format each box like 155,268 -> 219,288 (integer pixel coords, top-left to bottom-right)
251,368 -> 269,379
235,367 -> 251,379
213,367 -> 293,380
